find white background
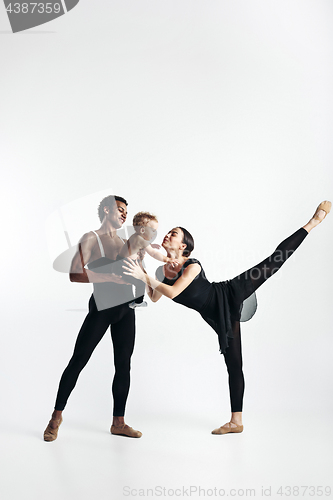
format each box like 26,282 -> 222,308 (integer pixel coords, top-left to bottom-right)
0,1 -> 332,499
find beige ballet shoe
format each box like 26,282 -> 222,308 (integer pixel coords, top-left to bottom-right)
211,422 -> 243,435
313,201 -> 331,222
43,416 -> 63,442
110,424 -> 142,438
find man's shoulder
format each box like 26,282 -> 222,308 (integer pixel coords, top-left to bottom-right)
79,231 -> 98,245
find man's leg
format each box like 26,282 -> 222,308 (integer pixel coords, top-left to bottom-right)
110,308 -> 142,437
44,296 -> 112,441
111,307 -> 135,415
54,296 -> 112,411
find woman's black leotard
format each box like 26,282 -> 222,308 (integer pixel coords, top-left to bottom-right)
156,257 -> 255,354
156,227 -> 308,412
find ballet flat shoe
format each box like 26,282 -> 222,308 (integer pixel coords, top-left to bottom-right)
44,416 -> 63,442
313,201 -> 332,222
211,423 -> 243,435
110,424 -> 142,438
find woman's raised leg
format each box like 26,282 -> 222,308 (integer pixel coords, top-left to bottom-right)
238,201 -> 331,300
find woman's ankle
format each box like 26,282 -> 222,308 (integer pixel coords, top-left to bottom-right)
303,220 -> 316,233
303,208 -> 328,233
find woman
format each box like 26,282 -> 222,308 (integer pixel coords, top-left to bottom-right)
123,201 -> 331,435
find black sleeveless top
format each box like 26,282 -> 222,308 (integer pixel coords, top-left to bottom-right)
156,258 -> 256,354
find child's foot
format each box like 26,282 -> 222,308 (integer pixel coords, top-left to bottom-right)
129,301 -> 148,309
303,200 -> 331,233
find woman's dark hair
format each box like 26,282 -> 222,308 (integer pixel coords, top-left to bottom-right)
98,195 -> 128,222
178,226 -> 194,257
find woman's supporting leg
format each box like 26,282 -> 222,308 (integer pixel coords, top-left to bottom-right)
211,321 -> 244,434
212,321 -> 244,435
223,321 -> 244,414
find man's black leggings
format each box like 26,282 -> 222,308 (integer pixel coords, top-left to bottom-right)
223,227 -> 308,412
54,296 -> 135,416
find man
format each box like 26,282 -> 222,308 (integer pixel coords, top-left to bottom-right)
43,195 -> 142,440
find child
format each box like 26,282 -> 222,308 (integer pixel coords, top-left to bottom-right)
118,212 -> 177,308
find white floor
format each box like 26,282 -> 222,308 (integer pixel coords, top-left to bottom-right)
1,409 -> 332,500
1,296 -> 332,500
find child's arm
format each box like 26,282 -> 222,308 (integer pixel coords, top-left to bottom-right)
118,233 -> 149,258
145,245 -> 178,265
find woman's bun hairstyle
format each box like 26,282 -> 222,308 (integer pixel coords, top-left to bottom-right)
178,226 -> 194,257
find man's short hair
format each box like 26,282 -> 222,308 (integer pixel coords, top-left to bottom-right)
133,211 -> 158,227
98,195 -> 128,222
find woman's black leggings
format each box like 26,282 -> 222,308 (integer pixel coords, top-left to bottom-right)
54,296 -> 135,416
223,227 -> 308,412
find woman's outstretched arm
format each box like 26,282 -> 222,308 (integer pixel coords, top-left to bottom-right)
122,258 -> 201,300
145,270 -> 163,302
